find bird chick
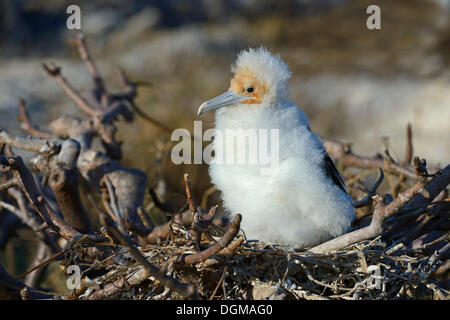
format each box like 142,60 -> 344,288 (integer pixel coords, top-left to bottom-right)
197,47 -> 354,248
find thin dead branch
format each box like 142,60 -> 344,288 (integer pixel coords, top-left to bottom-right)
183,173 -> 198,217
17,98 -> 54,139
323,139 -> 417,178
105,220 -> 199,299
0,264 -> 55,300
402,123 -> 413,165
353,168 -> 384,208
72,31 -> 105,93
310,158 -> 449,254
179,213 -> 242,265
24,241 -> 50,288
42,62 -> 97,116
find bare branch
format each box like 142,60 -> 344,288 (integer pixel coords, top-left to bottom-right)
9,155 -> 80,241
102,175 -> 126,233
24,241 -> 50,288
179,214 -> 242,265
0,263 -> 54,300
184,173 -> 198,217
0,200 -> 23,218
17,98 -> 54,139
140,210 -> 188,244
1,155 -> 106,244
0,177 -> 20,191
0,129 -> 93,235
72,31 -> 105,93
323,139 -> 417,178
402,123 -> 413,165
353,168 -> 384,208
48,166 -> 92,234
7,188 -> 58,250
0,129 -> 54,152
127,99 -> 175,134
87,265 -> 148,300
42,62 -> 97,116
105,220 -> 199,299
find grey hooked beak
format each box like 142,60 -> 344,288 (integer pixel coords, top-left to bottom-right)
197,90 -> 251,116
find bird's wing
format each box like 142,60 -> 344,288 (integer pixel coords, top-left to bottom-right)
304,125 -> 348,193
323,154 -> 348,193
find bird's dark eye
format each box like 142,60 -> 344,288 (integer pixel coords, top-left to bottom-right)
246,87 -> 254,93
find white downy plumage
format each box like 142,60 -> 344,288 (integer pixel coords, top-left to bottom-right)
198,47 -> 354,248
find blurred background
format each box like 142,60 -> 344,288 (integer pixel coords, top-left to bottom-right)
0,0 -> 449,292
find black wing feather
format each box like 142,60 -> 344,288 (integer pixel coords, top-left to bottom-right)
323,154 -> 348,193
304,125 -> 347,193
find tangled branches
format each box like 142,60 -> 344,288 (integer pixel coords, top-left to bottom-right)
0,32 -> 448,300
